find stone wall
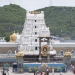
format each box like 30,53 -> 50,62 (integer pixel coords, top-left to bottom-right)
53,47 -> 75,53
0,47 -> 75,54
0,62 -> 13,67
0,47 -> 17,54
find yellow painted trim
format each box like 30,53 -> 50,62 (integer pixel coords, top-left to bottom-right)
41,45 -> 49,54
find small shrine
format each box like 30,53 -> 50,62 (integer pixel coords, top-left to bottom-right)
16,51 -> 24,69
63,51 -> 72,64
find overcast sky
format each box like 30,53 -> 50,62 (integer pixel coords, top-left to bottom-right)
0,0 -> 75,11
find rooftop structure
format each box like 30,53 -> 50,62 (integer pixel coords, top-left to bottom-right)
9,31 -> 17,42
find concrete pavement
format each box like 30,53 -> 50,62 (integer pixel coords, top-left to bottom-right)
2,71 -> 74,75
0,67 -> 74,75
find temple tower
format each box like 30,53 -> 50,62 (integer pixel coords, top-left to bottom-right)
19,11 -> 50,52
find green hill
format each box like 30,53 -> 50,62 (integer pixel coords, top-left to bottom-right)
0,4 -> 75,40
0,4 -> 26,37
37,6 -> 75,40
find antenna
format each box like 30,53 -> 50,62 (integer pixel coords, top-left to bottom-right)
49,0 -> 53,7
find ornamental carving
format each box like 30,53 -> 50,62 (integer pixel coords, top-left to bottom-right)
41,45 -> 49,54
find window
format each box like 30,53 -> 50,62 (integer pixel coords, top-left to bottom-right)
35,47 -> 37,50
35,26 -> 37,28
71,50 -> 74,53
71,50 -> 74,56
35,32 -> 37,34
60,50 -> 63,56
35,20 -> 36,22
8,50 -> 12,56
35,39 -> 37,42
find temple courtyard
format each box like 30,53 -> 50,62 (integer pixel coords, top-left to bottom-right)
0,71 -> 74,75
0,67 -> 74,75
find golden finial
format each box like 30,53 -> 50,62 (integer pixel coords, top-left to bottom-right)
14,31 -> 15,33
30,11 -> 40,14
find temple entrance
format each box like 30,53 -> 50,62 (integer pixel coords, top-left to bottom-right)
38,36 -> 51,63
23,55 -> 39,63
23,55 -> 63,63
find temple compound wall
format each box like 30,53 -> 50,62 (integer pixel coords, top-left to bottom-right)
0,43 -> 75,54
0,47 -> 17,54
0,42 -> 75,66
52,43 -> 75,55
0,43 -> 18,54
54,47 -> 75,53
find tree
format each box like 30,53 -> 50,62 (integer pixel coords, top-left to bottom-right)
5,36 -> 10,42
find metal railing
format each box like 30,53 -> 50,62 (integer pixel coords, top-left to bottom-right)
23,58 -> 64,63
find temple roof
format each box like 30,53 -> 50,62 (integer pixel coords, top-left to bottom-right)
11,31 -> 16,38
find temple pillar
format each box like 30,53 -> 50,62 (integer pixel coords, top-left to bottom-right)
38,36 -> 51,63
47,54 -> 50,63
39,38 -> 42,62
16,52 -> 24,72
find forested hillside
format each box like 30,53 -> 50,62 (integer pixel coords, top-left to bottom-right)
0,4 -> 75,40
0,4 -> 26,37
37,6 -> 75,40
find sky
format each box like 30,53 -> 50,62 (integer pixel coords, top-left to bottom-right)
0,0 -> 75,11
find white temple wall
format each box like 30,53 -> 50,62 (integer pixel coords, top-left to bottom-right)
18,11 -> 50,51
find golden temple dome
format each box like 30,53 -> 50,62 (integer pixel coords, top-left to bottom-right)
9,31 -> 17,42
30,11 -> 40,14
16,52 -> 24,57
11,31 -> 16,38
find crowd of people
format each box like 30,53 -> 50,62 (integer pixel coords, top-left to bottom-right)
35,68 -> 62,75
1,64 -> 75,75
35,64 -> 75,75
2,67 -> 9,75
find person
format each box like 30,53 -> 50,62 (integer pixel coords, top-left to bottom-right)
60,69 -> 62,75
70,64 -> 72,72
41,71 -> 42,75
47,68 -> 48,72
44,72 -> 47,75
65,66 -> 66,72
34,71 -> 36,75
73,66 -> 74,69
46,68 -> 49,75
2,70 -> 6,75
7,70 -> 9,75
2,68 -> 6,75
74,69 -> 75,74
36,70 -> 39,75
52,68 -> 54,75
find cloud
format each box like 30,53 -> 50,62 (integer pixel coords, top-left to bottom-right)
0,0 -> 75,11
